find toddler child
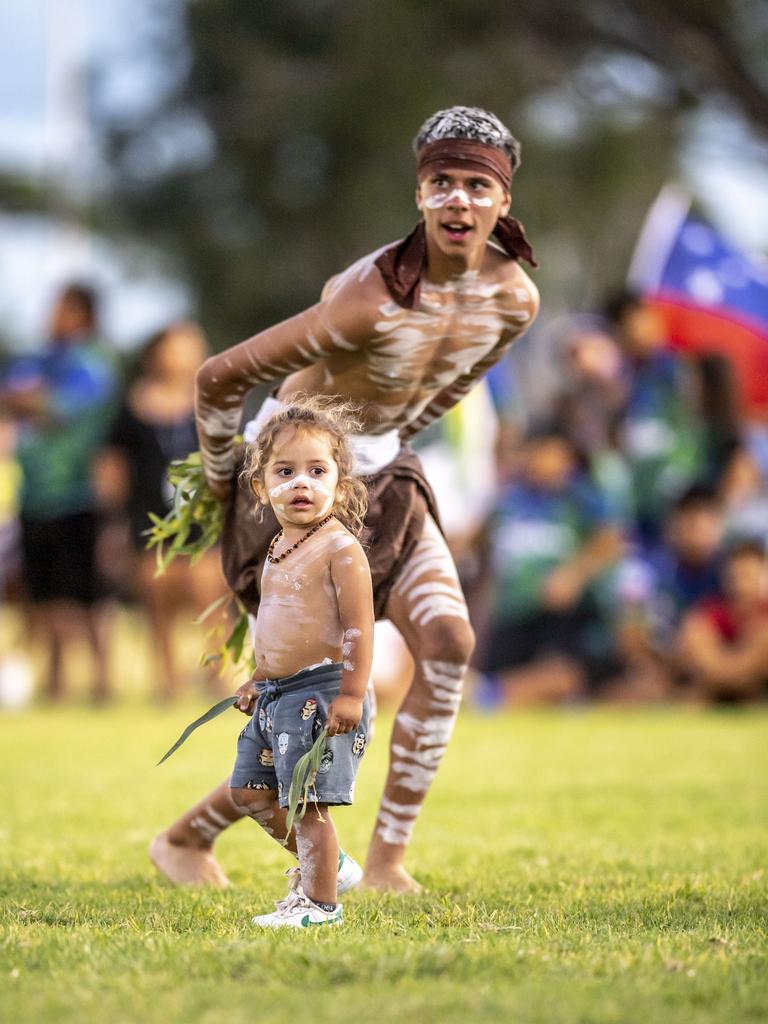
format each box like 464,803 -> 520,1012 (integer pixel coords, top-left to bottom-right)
230,398 -> 374,928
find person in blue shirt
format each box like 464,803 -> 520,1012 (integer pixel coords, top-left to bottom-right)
479,423 -> 623,704
612,484 -> 726,700
605,290 -> 704,553
0,283 -> 118,701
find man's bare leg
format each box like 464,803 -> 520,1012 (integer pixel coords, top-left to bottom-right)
150,779 -> 247,887
362,516 -> 474,892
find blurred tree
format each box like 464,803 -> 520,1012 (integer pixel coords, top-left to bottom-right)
92,0 -> 766,349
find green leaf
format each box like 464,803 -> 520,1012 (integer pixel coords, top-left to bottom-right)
193,594 -> 229,626
284,728 -> 328,840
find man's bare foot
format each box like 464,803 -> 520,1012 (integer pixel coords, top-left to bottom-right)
149,831 -> 230,888
359,864 -> 423,893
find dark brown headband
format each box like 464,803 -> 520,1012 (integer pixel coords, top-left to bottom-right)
416,138 -> 513,191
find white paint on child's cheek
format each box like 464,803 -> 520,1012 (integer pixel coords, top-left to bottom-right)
268,474 -> 331,498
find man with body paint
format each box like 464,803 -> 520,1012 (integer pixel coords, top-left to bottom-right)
151,105 -> 540,893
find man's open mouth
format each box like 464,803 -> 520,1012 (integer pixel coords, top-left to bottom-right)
442,223 -> 472,241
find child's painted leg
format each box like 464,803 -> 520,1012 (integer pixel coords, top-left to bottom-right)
229,787 -> 296,853
150,779 -> 245,887
294,805 -> 339,906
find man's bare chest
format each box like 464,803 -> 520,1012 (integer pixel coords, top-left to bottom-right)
363,295 -> 512,392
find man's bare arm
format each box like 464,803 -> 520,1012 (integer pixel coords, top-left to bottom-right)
195,288 -> 378,497
401,274 -> 539,441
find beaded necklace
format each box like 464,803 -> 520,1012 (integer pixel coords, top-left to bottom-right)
267,513 -> 334,564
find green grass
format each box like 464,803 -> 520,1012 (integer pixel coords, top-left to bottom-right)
1,703 -> 766,1023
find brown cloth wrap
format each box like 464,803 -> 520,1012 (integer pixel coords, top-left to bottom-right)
221,445 -> 441,620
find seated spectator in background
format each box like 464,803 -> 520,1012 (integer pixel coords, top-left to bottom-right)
720,441 -> 768,549
550,318 -> 632,524
0,415 -> 21,598
92,322 -> 228,700
605,290 -> 704,553
0,283 -> 118,701
677,540 -> 768,703
696,354 -> 742,490
478,424 -> 623,705
614,485 -> 725,699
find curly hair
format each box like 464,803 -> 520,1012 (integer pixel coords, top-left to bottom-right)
240,395 -> 368,536
413,105 -> 521,172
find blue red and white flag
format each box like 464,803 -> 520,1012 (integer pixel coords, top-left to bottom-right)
628,185 -> 768,417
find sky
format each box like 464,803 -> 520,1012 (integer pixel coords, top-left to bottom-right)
1,0 -> 767,350
0,0 -> 189,350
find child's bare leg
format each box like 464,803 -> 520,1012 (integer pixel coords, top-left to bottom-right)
294,805 -> 339,906
150,779 -> 247,887
229,786 -> 296,853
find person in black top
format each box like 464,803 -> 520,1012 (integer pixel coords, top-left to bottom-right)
94,322 -> 227,699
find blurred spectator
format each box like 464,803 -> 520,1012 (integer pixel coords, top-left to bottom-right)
92,322 -> 228,700
677,540 -> 768,703
696,354 -> 742,489
0,283 -> 118,701
720,442 -> 768,549
550,318 -> 632,523
0,415 -> 21,597
613,484 -> 726,700
477,424 -> 623,705
605,289 -> 704,552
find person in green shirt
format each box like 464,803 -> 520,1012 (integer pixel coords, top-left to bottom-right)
0,283 -> 119,701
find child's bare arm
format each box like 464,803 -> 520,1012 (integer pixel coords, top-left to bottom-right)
327,539 -> 374,735
235,668 -> 269,714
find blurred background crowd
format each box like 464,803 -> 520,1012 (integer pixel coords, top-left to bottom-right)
1,1 -> 767,709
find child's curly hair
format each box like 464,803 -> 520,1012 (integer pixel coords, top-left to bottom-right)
240,395 -> 368,536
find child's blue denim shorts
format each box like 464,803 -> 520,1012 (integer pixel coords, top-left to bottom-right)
230,661 -> 370,807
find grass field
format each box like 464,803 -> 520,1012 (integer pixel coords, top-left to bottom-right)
1,700 -> 766,1024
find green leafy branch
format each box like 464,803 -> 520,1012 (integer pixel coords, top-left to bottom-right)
146,447 -> 254,676
144,450 -> 225,573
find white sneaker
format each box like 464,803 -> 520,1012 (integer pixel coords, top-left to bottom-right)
336,850 -> 364,894
281,849 -> 362,903
252,889 -> 343,929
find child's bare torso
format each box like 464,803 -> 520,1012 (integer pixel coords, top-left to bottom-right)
251,523 -> 358,680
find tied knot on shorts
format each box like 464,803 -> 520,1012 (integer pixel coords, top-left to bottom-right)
259,680 -> 281,701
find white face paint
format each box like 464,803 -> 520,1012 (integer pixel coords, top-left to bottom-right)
268,473 -> 331,499
423,187 -> 494,209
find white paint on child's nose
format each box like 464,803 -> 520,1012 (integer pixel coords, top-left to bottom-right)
424,188 -> 494,209
269,473 -> 331,498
